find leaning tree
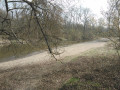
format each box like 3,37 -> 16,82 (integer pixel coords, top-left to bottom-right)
0,0 -> 63,56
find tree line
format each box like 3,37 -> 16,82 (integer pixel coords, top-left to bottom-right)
0,0 -> 119,56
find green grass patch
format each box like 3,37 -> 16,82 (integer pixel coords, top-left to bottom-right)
61,78 -> 103,90
65,77 -> 101,87
65,77 -> 80,85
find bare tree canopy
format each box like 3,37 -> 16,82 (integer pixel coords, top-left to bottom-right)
0,0 -> 63,54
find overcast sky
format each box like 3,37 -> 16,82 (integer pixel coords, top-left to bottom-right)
4,0 -> 108,18
53,0 -> 108,18
82,0 -> 108,18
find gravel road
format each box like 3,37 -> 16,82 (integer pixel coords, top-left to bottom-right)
0,40 -> 107,70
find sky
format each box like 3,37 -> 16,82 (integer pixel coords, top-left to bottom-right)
1,0 -> 108,18
54,0 -> 108,18
81,0 -> 108,18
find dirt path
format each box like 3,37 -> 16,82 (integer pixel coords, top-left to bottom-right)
0,40 -> 107,69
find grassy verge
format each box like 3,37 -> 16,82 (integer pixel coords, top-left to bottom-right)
81,47 -> 119,57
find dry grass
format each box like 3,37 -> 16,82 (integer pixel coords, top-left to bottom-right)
0,54 -> 119,90
60,56 -> 120,90
0,46 -> 119,90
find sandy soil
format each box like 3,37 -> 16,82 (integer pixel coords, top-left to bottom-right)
0,40 -> 106,69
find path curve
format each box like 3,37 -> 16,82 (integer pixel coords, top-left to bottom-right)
0,40 -> 107,69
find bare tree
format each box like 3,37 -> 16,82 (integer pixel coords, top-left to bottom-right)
106,0 -> 120,40
105,0 -> 120,58
0,0 -> 63,57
